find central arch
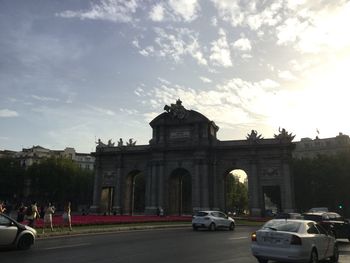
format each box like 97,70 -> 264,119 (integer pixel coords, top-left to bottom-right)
224,169 -> 248,215
124,170 -> 145,215
168,168 -> 192,215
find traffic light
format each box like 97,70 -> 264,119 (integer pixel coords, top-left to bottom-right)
338,204 -> 343,209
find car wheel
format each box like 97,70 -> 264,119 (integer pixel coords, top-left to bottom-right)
229,222 -> 235,231
309,249 -> 318,263
330,243 -> 339,263
209,223 -> 216,231
17,234 -> 33,250
256,257 -> 268,263
192,225 -> 198,231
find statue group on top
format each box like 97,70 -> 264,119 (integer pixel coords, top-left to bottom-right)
96,138 -> 137,148
274,127 -> 295,142
246,127 -> 295,143
164,99 -> 189,120
246,130 -> 263,142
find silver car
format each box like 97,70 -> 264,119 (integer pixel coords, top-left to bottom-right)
251,219 -> 339,263
0,213 -> 37,250
192,210 -> 235,231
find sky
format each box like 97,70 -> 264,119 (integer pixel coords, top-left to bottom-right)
1,0 -> 350,153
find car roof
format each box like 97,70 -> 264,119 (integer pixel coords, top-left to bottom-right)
267,219 -> 314,224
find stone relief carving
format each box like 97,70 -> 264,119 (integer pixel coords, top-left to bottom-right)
102,171 -> 116,185
164,99 -> 189,119
262,168 -> 279,177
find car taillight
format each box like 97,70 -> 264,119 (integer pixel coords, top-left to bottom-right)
290,235 -> 302,245
251,232 -> 257,242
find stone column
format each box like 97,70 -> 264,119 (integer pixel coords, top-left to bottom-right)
192,159 -> 201,212
158,161 -> 164,209
212,160 -> 220,210
282,156 -> 295,212
200,161 -> 209,210
145,162 -> 153,214
112,166 -> 122,214
249,159 -> 261,216
91,156 -> 102,213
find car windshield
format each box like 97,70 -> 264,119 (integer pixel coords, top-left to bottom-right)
195,212 -> 209,217
263,220 -> 301,233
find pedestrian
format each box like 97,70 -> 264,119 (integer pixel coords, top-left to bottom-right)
27,201 -> 40,227
17,202 -> 26,222
62,201 -> 72,231
0,200 -> 6,213
43,202 -> 55,233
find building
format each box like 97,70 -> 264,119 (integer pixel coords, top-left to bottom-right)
1,146 -> 95,170
293,133 -> 350,159
91,100 -> 296,216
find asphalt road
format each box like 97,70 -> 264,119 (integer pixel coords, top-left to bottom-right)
1,226 -> 349,263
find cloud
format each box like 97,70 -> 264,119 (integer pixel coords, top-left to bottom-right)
278,70 -> 297,81
89,106 -> 116,116
211,0 -> 282,31
199,76 -> 212,83
0,109 -> 19,118
57,0 -> 139,23
209,28 -> 232,67
31,95 -> 59,102
136,27 -> 207,65
149,4 -> 165,22
232,36 -> 252,51
169,0 -> 200,22
141,77 -> 285,132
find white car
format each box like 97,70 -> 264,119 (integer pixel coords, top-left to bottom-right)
251,219 -> 339,263
192,211 -> 235,231
0,213 -> 37,250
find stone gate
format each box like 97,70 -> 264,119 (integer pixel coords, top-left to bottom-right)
91,100 -> 295,216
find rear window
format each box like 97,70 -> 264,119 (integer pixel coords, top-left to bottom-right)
303,214 -> 323,222
195,212 -> 208,217
263,220 -> 301,233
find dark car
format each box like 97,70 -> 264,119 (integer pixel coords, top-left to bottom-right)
303,211 -> 350,240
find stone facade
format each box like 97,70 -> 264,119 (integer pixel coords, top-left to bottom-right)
293,133 -> 350,159
91,100 -> 295,216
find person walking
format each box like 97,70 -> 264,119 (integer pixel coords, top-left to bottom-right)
16,202 -> 26,222
27,201 -> 40,227
0,200 -> 6,213
43,202 -> 55,233
62,201 -> 72,231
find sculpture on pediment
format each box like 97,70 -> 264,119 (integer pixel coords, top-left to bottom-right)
117,138 -> 123,147
164,99 -> 189,119
246,129 -> 263,142
126,138 -> 136,146
107,139 -> 115,147
274,127 -> 295,142
96,138 -> 107,148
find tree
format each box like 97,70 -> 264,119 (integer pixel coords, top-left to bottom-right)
0,158 -> 26,202
26,157 -> 94,209
293,150 -> 350,217
225,174 -> 248,214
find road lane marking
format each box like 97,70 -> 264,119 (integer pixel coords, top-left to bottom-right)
42,243 -> 91,250
229,237 -> 249,240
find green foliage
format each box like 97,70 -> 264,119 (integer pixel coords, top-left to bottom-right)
25,157 -> 94,207
225,175 -> 248,214
0,158 -> 26,201
293,150 -> 350,217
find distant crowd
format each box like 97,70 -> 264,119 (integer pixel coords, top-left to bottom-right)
0,200 -> 72,232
